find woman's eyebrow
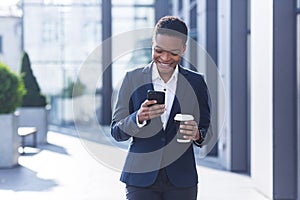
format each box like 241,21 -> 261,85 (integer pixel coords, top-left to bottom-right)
154,45 -> 181,52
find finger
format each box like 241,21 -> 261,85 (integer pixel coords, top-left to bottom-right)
137,105 -> 151,121
180,124 -> 197,131
143,100 -> 157,107
183,130 -> 200,141
183,120 -> 197,126
148,105 -> 165,118
149,110 -> 165,119
149,103 -> 164,110
180,129 -> 194,136
149,104 -> 165,113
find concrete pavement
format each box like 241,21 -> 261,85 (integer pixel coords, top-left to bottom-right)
0,126 -> 269,200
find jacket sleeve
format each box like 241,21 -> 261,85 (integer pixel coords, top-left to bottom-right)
193,74 -> 211,147
110,72 -> 141,142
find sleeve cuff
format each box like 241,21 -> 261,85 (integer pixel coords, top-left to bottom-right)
193,128 -> 206,147
136,114 -> 147,128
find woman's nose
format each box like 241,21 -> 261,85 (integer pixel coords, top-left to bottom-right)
160,51 -> 170,60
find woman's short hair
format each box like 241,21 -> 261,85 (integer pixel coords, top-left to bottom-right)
153,16 -> 188,45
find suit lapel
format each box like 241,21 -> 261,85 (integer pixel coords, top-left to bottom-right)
165,66 -> 190,130
142,62 -> 154,91
141,64 -> 193,131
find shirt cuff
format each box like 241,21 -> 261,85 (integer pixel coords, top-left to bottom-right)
136,114 -> 147,128
193,138 -> 205,147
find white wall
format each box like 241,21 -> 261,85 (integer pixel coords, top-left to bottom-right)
250,0 -> 273,198
0,16 -> 22,73
217,0 -> 231,170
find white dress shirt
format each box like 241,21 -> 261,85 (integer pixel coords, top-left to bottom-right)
152,63 -> 178,129
136,63 -> 178,129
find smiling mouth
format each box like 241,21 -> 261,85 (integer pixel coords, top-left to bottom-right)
158,61 -> 173,67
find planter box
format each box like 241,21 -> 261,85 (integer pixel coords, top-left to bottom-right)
0,113 -> 19,168
18,107 -> 49,145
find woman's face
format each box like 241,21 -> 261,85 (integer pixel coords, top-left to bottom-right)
152,34 -> 186,79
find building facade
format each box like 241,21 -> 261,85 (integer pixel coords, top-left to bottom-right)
0,5 -> 22,73
4,0 -> 299,199
169,0 -> 299,199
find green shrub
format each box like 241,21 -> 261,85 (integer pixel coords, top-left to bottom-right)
0,62 -> 26,114
20,52 -> 47,107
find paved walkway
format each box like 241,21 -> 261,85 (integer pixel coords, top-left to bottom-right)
0,126 -> 269,200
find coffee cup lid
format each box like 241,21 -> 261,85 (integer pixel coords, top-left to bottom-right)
174,114 -> 194,121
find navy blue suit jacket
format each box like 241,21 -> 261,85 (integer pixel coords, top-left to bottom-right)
111,62 -> 211,187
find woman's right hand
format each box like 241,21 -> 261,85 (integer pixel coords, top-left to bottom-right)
137,100 -> 165,123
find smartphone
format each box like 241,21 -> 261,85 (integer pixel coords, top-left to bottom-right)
147,90 -> 165,105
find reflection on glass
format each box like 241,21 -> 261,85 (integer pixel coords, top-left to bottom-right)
44,0 -> 101,5
112,2 -> 155,91
112,0 -> 154,5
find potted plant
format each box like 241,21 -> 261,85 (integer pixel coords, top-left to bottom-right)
0,62 -> 26,168
18,52 -> 49,145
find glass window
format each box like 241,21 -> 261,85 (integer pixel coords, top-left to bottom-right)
112,0 -> 154,5
44,0 -> 100,5
83,21 -> 101,46
0,35 -> 2,53
42,21 -> 59,42
44,0 -> 72,5
111,2 -> 155,90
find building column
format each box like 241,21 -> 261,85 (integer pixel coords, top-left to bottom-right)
230,0 -> 249,173
217,0 -> 250,172
155,0 -> 169,23
101,0 -> 112,125
273,0 -> 298,198
297,3 -> 300,199
206,0 -> 218,157
250,0 -> 273,197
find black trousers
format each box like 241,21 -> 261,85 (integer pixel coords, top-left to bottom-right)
125,169 -> 198,200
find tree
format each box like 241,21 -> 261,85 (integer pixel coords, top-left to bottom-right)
20,52 -> 46,107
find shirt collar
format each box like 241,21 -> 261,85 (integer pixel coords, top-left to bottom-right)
152,63 -> 179,83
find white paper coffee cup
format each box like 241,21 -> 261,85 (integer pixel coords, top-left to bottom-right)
174,114 -> 194,143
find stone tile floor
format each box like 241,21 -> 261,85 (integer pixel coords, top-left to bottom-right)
0,127 -> 269,200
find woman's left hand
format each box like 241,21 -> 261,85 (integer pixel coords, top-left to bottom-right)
179,120 -> 200,141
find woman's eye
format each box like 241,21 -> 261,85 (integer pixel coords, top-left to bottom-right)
171,52 -> 179,56
154,48 -> 180,56
155,49 -> 163,53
